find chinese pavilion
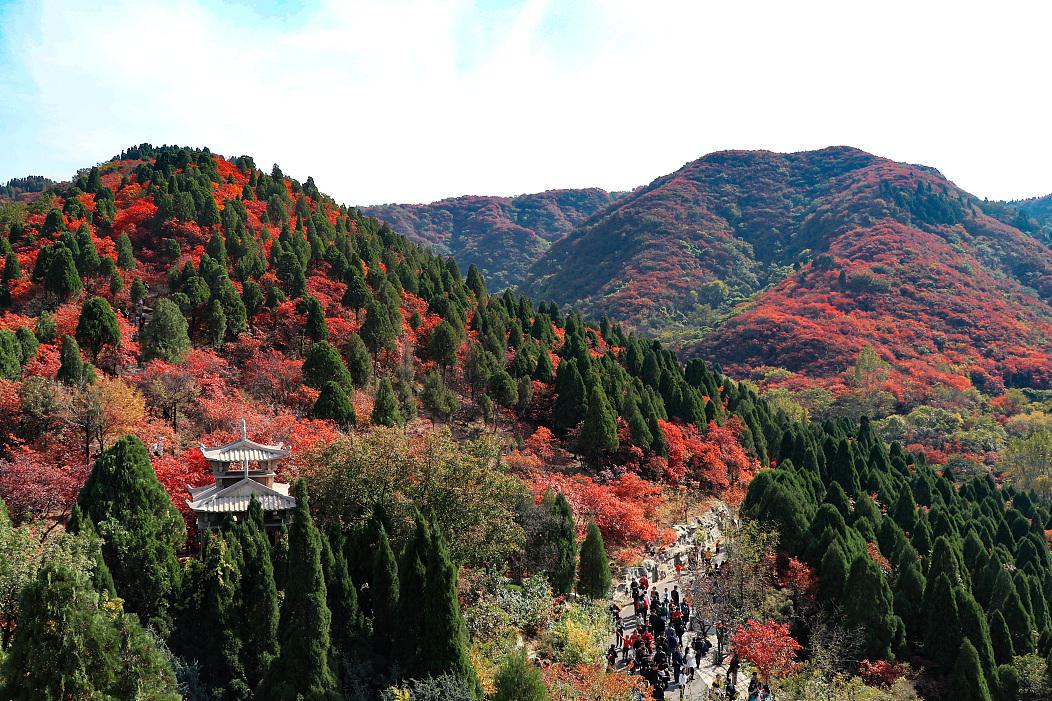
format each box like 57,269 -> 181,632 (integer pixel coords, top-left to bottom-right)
186,419 -> 296,539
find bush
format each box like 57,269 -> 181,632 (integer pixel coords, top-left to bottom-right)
543,600 -> 611,667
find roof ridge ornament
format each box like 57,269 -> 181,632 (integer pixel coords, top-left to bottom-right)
240,417 -> 247,440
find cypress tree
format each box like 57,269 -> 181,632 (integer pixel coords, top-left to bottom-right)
43,245 -> 82,300
991,569 -> 1035,654
74,225 -> 100,276
302,295 -> 329,343
57,334 -> 86,385
140,298 -> 191,362
345,333 -> 372,388
893,559 -> 926,638
428,320 -> 460,372
370,523 -> 400,662
492,653 -> 550,701
577,521 -> 611,598
819,538 -> 850,603
203,297 -> 227,349
2,252 -> 21,282
302,340 -> 353,390
116,232 -> 136,270
623,390 -> 653,451
988,609 -> 1014,665
546,490 -> 577,595
320,528 -> 364,666
420,523 -> 481,697
361,297 -> 397,356
844,552 -> 903,660
197,532 -> 250,699
533,346 -> 554,383
76,435 -> 185,633
579,382 -> 618,461
0,564 -> 180,701
947,640 -> 993,701
262,479 -> 339,701
395,514 -> 431,673
552,359 -> 587,430
371,377 -> 404,427
75,296 -> 120,363
234,498 -> 279,689
313,381 -> 356,428
924,573 -> 962,669
954,587 -> 996,686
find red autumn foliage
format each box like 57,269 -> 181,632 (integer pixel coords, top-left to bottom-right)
730,619 -> 802,680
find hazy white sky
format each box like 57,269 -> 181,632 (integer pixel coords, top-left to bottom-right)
1,0 -> 1051,205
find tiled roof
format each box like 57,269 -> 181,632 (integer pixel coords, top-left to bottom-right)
186,477 -> 295,514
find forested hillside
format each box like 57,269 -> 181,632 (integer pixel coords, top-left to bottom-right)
0,145 -> 1050,701
364,188 -> 615,290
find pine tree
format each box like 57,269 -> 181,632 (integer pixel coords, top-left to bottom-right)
533,346 -> 554,383
116,232 -> 136,270
238,497 -> 280,688
302,340 -> 353,390
2,252 -> 21,282
428,320 -> 460,373
345,333 -> 372,387
140,298 -> 191,362
947,639 -> 993,701
923,573 -> 962,669
492,652 -> 550,701
313,381 -> 356,427
320,527 -> 364,664
203,298 -> 227,349
370,523 -> 400,662
844,552 -> 903,660
262,479 -> 339,701
547,490 -> 577,595
954,587 -> 996,686
552,359 -> 587,430
395,514 -> 431,673
577,521 -> 611,598
197,532 -> 250,698
75,296 -> 120,363
57,334 -> 86,385
361,297 -> 397,356
302,295 -> 329,343
371,377 -> 404,427
43,245 -> 82,300
991,569 -> 1035,654
579,382 -> 618,462
74,225 -> 101,276
622,390 -> 652,451
988,609 -> 1014,665
0,564 -> 180,701
420,523 -> 482,697
76,435 -> 185,633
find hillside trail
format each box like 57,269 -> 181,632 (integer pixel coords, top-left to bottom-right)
610,500 -> 733,701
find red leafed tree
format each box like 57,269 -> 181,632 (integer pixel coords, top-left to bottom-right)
730,619 -> 801,680
659,418 -> 759,491
0,446 -> 87,524
857,659 -> 909,687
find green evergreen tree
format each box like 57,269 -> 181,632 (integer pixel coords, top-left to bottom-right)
140,298 -> 191,362
15,326 -> 38,365
320,527 -> 364,664
420,523 -> 482,697
954,586 -> 996,686
546,490 -> 577,595
622,390 -> 652,451
313,380 -> 356,428
533,346 -> 554,383
947,639 -> 993,701
197,532 -> 250,699
428,320 -> 460,373
76,435 -> 185,633
302,295 -> 329,343
345,333 -> 372,388
552,359 -> 587,430
2,252 -> 21,282
261,479 -> 339,701
578,382 -> 618,461
203,298 -> 227,349
924,573 -> 962,669
492,652 -> 550,701
74,225 -> 100,276
988,609 -> 1014,665
576,521 -> 611,598
75,296 -> 120,363
43,245 -> 82,300
56,334 -> 86,385
302,340 -> 353,390
371,377 -> 404,427
421,370 -> 459,421
238,497 -> 280,688
370,523 -> 400,662
0,564 -> 180,701
361,297 -> 398,356
844,552 -> 903,660
991,569 -> 1035,654
116,232 -> 136,270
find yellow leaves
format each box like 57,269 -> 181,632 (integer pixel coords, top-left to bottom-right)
96,375 -> 146,446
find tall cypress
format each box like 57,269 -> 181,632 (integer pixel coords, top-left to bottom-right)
546,490 -> 577,596
238,497 -> 280,687
370,523 -> 400,663
320,527 -> 364,666
843,553 -> 903,660
420,523 -> 481,698
261,480 -> 339,701
578,382 -> 618,461
197,532 -> 250,699
576,521 -> 611,598
947,640 -> 993,701
76,435 -> 184,633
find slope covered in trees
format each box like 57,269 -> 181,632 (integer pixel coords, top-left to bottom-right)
0,144 -> 1050,700
363,188 -> 616,290
520,148 -> 1052,405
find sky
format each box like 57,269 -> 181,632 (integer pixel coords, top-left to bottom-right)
1,0 -> 1051,205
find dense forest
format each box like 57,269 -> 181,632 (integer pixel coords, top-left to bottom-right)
0,145 -> 1049,700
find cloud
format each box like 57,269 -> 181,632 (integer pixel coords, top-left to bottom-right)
1,0 -> 1051,204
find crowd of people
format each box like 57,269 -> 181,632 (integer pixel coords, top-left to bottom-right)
606,527 -> 776,701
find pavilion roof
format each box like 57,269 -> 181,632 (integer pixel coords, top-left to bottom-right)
199,419 -> 289,463
186,476 -> 295,514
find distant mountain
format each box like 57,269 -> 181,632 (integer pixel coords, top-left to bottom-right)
363,188 -> 616,290
521,147 -> 1052,400
0,175 -> 57,200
